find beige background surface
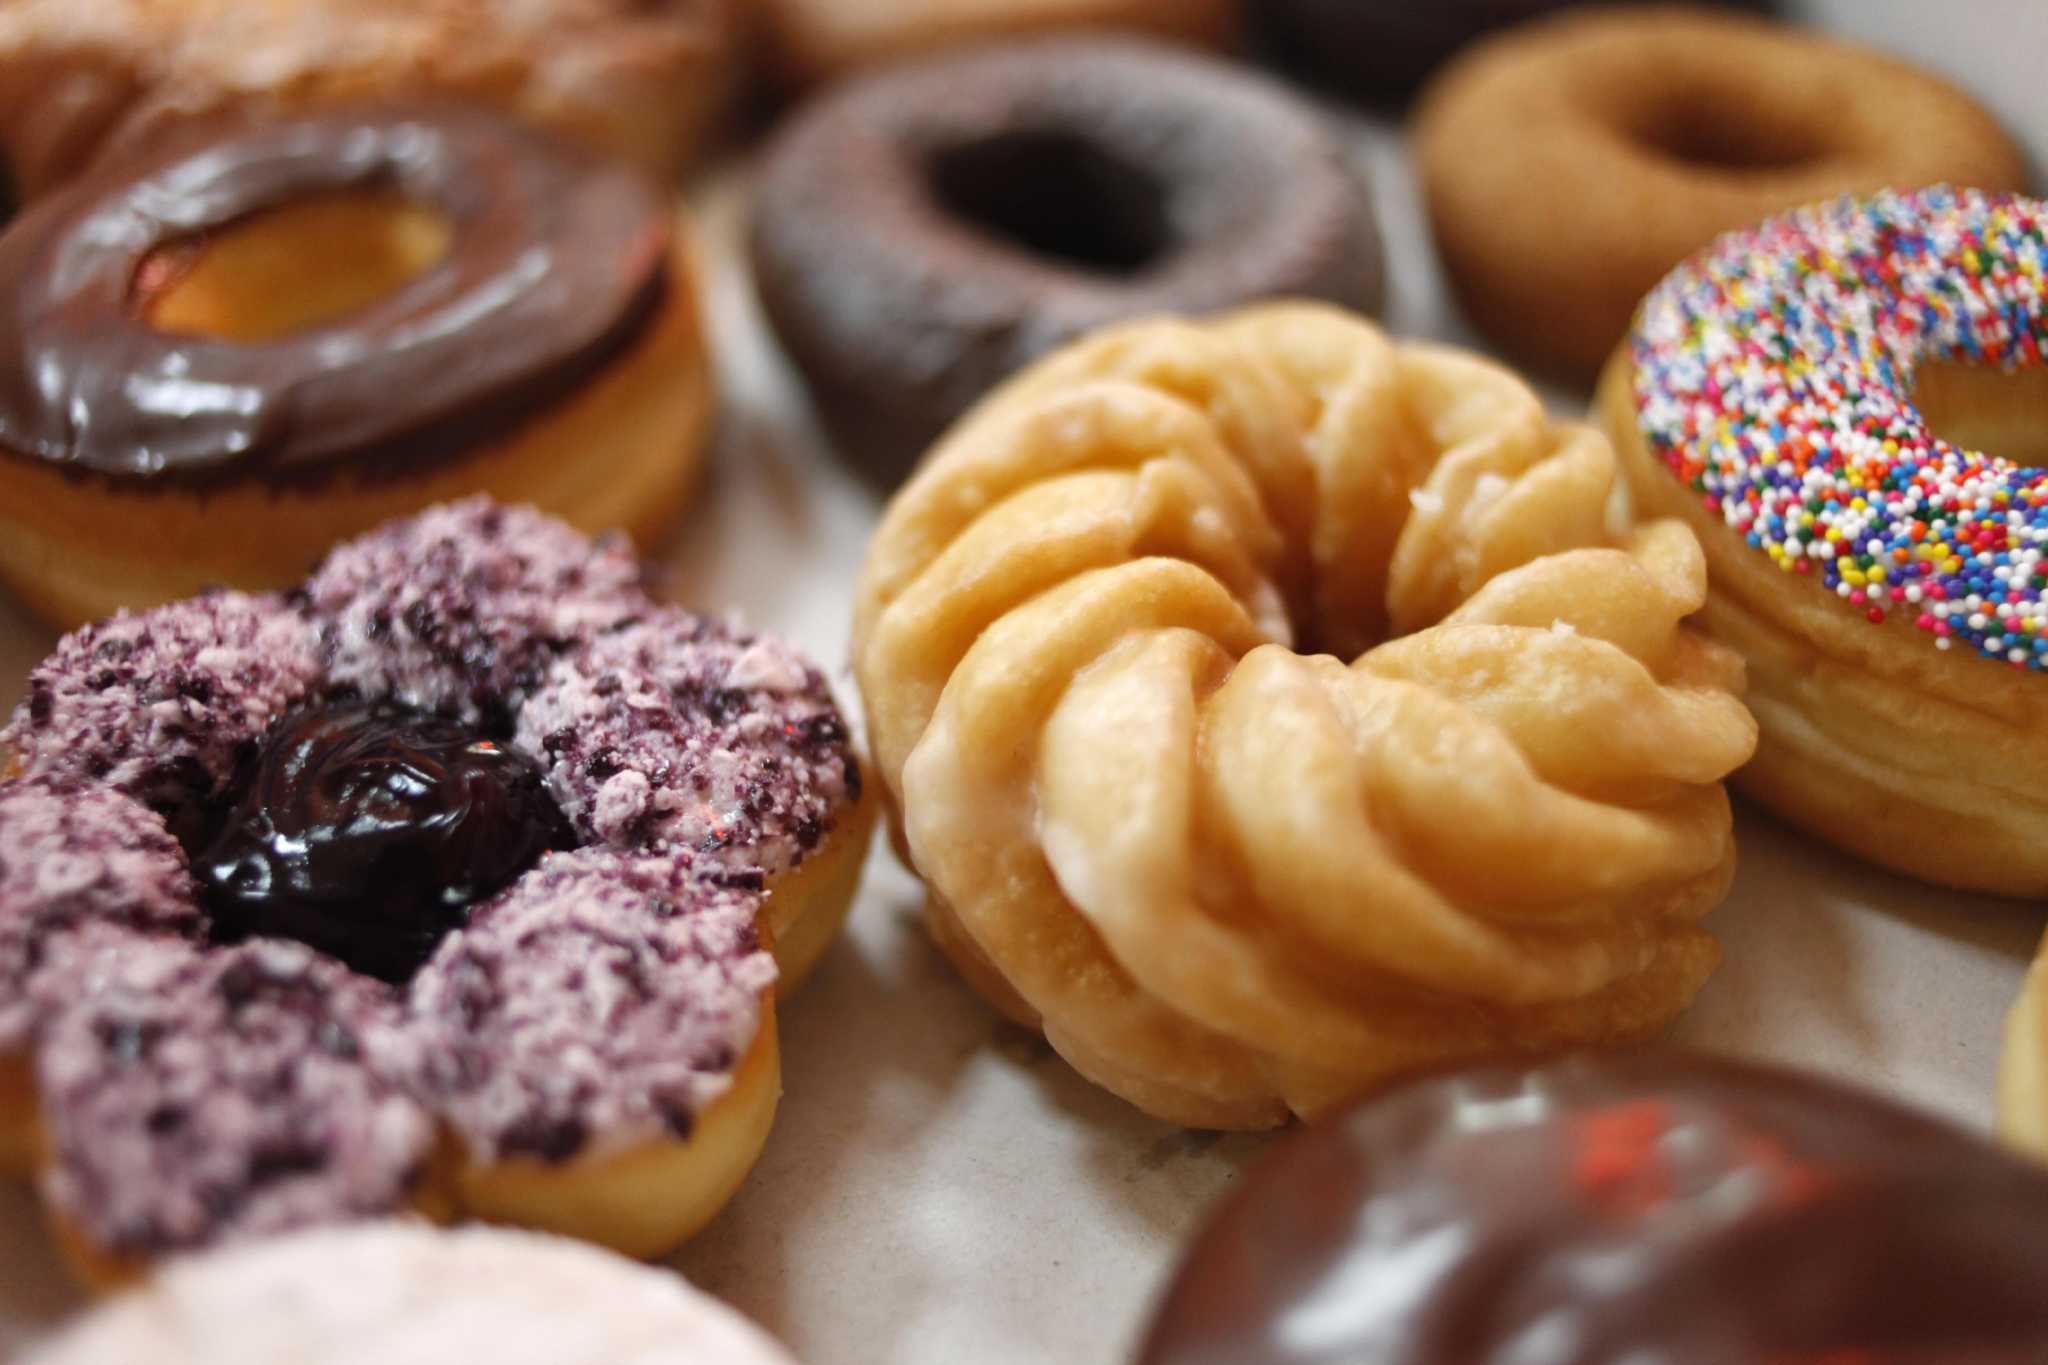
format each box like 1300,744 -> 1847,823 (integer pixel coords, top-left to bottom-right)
3,5 -> 2047,1360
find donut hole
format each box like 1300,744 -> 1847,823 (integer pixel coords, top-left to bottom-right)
1627,91 -> 1830,174
927,130 -> 1175,275
1912,360 -> 2048,468
134,190 -> 453,343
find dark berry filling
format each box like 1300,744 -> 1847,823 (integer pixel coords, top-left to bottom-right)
194,700 -> 572,983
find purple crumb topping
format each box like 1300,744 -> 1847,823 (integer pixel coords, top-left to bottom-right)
404,850 -> 774,1163
300,497 -> 650,724
36,939 -> 435,1257
514,607 -> 861,887
0,779 -> 202,1053
1,496 -> 848,1252
1,592 -> 319,820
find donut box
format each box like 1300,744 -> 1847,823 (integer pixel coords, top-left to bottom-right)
2,1 -> 2046,1360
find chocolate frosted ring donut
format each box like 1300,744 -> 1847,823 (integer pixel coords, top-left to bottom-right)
0,106 -> 716,630
0,107 -> 661,481
750,37 -> 1384,480
1140,1053 -> 2048,1363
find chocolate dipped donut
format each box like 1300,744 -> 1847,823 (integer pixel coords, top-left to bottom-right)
1250,0 -> 1773,103
1413,7 -> 2028,387
0,106 -> 714,629
0,498 -> 871,1282
1139,1052 -> 2048,1363
751,37 -> 1383,482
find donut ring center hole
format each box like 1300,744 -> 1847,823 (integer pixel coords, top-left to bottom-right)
134,190 -> 453,343
1911,360 -> 2048,469
1628,90 -> 1829,174
928,130 -> 1175,276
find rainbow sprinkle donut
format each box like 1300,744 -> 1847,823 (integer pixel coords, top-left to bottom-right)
1631,185 -> 2048,667
1601,185 -> 2048,896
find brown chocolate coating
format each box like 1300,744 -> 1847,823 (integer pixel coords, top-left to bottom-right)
1139,1052 -> 2048,1364
750,36 -> 1383,483
0,106 -> 668,486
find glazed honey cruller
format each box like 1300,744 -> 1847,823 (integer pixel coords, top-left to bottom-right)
855,303 -> 1757,1128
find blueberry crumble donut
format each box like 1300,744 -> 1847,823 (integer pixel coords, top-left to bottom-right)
0,497 -> 869,1283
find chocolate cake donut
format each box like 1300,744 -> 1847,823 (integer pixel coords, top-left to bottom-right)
1139,1052 -> 2048,1363
0,498 -> 871,1281
750,36 -> 1383,481
0,106 -> 715,628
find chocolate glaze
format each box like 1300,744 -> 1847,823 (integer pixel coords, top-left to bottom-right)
195,701 -> 572,984
0,106 -> 668,486
1139,1052 -> 2048,1364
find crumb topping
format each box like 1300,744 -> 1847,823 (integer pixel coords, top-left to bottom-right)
301,496 -> 648,725
1,592 -> 319,819
36,939 -> 435,1256
405,850 -> 774,1161
0,778 -> 203,1052
516,608 -> 862,887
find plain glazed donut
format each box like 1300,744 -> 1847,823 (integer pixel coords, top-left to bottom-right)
0,499 -> 869,1282
758,0 -> 1239,88
0,0 -> 741,195
2002,927 -> 2048,1163
0,106 -> 714,630
852,302 -> 1755,1129
25,1223 -> 798,1365
1599,186 -> 2048,895
1139,1052 -> 2048,1363
1414,6 -> 2028,387
751,37 -> 1383,482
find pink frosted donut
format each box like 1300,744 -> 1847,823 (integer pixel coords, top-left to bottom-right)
25,1223 -> 798,1365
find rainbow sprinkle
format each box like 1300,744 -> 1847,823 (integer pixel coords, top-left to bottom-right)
1631,186 -> 2048,668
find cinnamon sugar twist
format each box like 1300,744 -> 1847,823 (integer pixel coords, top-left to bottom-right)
853,304 -> 1757,1128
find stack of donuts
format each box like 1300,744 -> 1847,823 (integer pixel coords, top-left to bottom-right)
0,0 -> 2045,1361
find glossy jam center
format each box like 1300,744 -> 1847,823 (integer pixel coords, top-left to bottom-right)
136,190 -> 454,343
195,699 -> 572,983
